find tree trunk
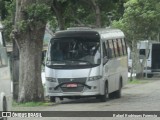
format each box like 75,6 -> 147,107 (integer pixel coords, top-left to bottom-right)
12,40 -> 19,101
13,0 -> 50,102
52,0 -> 65,30
18,31 -> 44,102
135,42 -> 144,79
91,0 -> 101,27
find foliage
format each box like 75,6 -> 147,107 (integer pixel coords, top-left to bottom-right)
112,0 -> 160,44
13,101 -> 51,107
0,0 -> 8,20
50,0 -> 126,30
16,3 -> 51,32
1,0 -> 15,42
1,1 -> 51,41
128,79 -> 149,84
1,0 -> 127,39
25,4 -> 51,23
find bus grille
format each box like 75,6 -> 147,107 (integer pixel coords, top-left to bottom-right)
58,78 -> 86,92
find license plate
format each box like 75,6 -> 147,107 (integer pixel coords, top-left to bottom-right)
66,83 -> 77,88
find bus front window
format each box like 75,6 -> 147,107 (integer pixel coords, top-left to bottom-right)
46,37 -> 101,68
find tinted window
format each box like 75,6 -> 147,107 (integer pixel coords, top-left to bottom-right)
107,40 -> 115,58
103,42 -> 107,58
121,39 -> 127,55
46,37 -> 101,69
113,39 -> 119,57
139,49 -> 150,59
117,39 -> 123,56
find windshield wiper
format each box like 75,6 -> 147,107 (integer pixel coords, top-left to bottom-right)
46,59 -> 66,65
46,59 -> 93,65
67,59 -> 93,65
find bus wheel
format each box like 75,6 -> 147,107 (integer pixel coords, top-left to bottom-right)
100,83 -> 109,102
50,96 -> 56,102
2,97 -> 7,120
114,80 -> 122,98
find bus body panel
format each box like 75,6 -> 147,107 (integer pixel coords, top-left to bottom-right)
45,66 -> 101,79
104,56 -> 128,94
45,66 -> 103,96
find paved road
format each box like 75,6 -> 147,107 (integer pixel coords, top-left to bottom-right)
9,79 -> 160,120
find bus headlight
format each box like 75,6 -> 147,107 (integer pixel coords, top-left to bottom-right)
46,77 -> 56,82
88,76 -> 102,81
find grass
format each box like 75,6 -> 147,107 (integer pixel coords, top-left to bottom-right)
128,79 -> 149,84
13,101 -> 52,107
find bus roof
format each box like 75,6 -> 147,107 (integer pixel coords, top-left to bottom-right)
52,27 -> 124,40
94,28 -> 124,40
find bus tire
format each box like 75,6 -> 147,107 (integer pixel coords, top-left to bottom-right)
2,97 -> 7,120
114,80 -> 122,98
100,82 -> 109,102
50,96 -> 56,102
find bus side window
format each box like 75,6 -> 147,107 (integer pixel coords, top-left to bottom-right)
107,40 -> 114,59
103,42 -> 107,58
113,39 -> 119,57
117,39 -> 123,56
121,39 -> 127,55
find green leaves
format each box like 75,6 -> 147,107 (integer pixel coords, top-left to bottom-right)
112,0 -> 160,43
1,0 -> 16,42
16,20 -> 28,32
25,3 -> 51,23
15,3 -> 51,32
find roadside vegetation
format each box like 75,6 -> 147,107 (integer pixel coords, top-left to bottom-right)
12,101 -> 52,107
128,79 -> 150,84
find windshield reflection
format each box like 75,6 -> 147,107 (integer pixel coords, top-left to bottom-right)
46,37 -> 101,66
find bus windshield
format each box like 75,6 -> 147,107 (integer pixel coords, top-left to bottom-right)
46,37 -> 101,68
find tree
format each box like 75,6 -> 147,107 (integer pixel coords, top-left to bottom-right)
112,0 -> 160,42
11,0 -> 51,102
112,0 -> 160,79
87,0 -> 102,27
51,0 -> 66,30
0,0 -> 15,42
0,0 -> 8,20
50,0 -> 125,30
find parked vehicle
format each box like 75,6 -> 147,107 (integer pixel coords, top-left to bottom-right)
128,40 -> 160,77
0,22 -> 12,120
45,27 -> 128,102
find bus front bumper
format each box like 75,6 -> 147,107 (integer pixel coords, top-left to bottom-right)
45,91 -> 101,97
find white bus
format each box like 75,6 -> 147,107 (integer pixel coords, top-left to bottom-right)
0,22 -> 12,120
45,27 -> 128,102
